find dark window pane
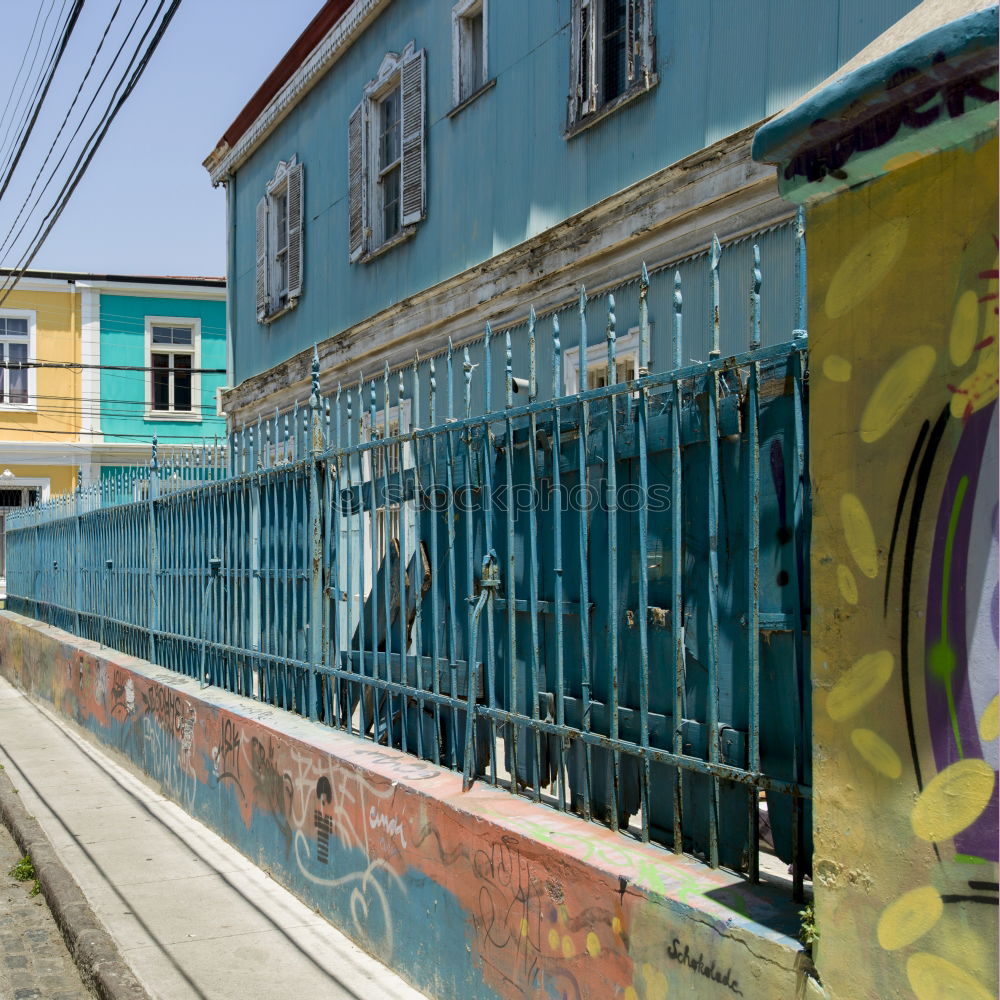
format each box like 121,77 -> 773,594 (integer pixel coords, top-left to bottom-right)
151,326 -> 172,344
379,88 -> 401,168
174,354 -> 192,412
602,0 -> 627,102
382,165 -> 401,241
152,353 -> 170,410
8,342 -> 27,404
0,317 -> 27,336
0,489 -> 22,506
171,326 -> 193,346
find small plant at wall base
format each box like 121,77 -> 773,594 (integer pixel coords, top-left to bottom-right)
799,902 -> 819,956
9,853 -> 41,896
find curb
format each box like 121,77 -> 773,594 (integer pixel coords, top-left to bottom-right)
0,764 -> 151,1000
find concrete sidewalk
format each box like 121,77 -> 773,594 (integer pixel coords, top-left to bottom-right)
0,675 -> 427,1000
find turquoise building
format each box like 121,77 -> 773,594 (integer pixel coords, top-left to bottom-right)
79,275 -> 227,484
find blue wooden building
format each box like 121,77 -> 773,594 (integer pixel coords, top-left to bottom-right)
200,0 -> 921,895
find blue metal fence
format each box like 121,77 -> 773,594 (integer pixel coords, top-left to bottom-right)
6,221 -> 812,897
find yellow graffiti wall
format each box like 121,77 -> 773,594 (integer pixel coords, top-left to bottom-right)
810,134 -> 998,1000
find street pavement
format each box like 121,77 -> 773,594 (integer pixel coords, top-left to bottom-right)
0,675 -> 427,1000
0,818 -> 92,999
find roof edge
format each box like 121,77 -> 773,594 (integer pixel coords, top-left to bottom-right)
204,0 -> 392,185
752,5 -> 998,163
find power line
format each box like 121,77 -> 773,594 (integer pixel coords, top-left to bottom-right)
0,359 -> 226,373
0,0 -> 127,258
0,0 -> 157,263
0,0 -> 64,168
0,0 -> 185,306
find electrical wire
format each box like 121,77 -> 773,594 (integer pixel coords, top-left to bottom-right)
0,0 -> 185,306
0,0 -> 86,205
0,0 -> 64,168
0,0 -> 127,257
0,0 -> 157,262
0,1 -> 50,148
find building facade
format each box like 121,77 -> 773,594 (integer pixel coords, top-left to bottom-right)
0,271 -> 227,584
206,0 -> 920,424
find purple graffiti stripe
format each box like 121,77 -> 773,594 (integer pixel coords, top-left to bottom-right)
925,401 -> 998,860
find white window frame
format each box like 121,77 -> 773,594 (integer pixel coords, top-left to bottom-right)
567,0 -> 657,136
257,156 -> 304,323
452,0 -> 489,107
562,325 -> 647,396
349,43 -> 426,263
144,316 -> 202,422
360,398 -> 414,567
0,309 -> 36,411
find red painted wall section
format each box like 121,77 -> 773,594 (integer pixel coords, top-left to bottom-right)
0,612 -> 815,1000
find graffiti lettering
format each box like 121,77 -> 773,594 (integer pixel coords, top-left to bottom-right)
212,717 -> 245,800
248,736 -> 293,854
667,938 -> 743,996
784,50 -> 998,183
368,806 -> 407,848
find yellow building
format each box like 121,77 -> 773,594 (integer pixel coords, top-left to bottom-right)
0,272 -> 83,582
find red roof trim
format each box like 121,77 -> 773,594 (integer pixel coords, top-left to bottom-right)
219,0 -> 352,150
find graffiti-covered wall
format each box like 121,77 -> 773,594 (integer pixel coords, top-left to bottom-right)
810,134 -> 998,1000
0,612 -> 816,1000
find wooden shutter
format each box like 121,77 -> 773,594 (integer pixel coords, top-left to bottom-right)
255,196 -> 268,321
348,102 -> 366,262
400,47 -> 426,227
287,161 -> 304,300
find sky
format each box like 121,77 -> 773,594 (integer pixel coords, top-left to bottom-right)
0,0 -> 323,278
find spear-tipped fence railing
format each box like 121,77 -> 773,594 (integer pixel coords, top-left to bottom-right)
5,217 -> 812,898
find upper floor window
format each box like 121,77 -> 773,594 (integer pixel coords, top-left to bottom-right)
146,317 -> 201,420
0,311 -> 35,409
349,43 -> 426,263
452,0 -> 488,106
256,157 -> 304,322
568,0 -> 655,133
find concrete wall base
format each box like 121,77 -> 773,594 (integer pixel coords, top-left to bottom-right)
0,612 -> 818,1000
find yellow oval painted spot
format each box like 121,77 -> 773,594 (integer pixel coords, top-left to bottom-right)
826,651 -> 894,721
561,935 -> 575,959
907,952 -> 995,1000
860,346 -> 937,444
979,695 -> 999,742
837,564 -> 859,605
877,887 -> 943,950
586,931 -> 600,958
624,988 -> 638,1000
826,219 -> 909,319
949,289 -> 981,367
548,928 -> 560,951
612,916 -> 622,936
912,758 -> 996,841
840,494 -> 879,578
851,729 -> 902,779
519,917 -> 528,938
822,355 -> 853,382
642,963 -> 669,1000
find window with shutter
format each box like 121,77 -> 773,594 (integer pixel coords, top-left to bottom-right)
567,0 -> 655,133
258,157 -> 304,322
350,42 -> 427,263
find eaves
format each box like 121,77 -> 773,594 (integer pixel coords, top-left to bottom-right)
204,0 -> 393,185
